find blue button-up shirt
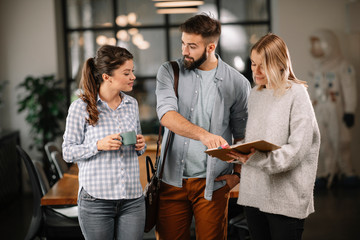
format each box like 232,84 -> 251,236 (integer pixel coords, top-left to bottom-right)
62,93 -> 146,200
156,55 -> 250,200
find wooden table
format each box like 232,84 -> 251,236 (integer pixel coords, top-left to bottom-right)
138,144 -> 157,189
230,184 -> 239,199
40,148 -> 157,206
41,145 -> 239,206
41,165 -> 79,206
41,175 -> 79,206
65,164 -> 79,176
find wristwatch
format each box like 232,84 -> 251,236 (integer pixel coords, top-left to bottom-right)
232,172 -> 241,179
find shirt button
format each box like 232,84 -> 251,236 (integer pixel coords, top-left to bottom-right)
197,75 -> 199,78
195,91 -> 198,94
190,108 -> 194,111
185,142 -> 187,145
181,159 -> 184,163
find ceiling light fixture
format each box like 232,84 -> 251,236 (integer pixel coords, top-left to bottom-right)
154,0 -> 204,14
156,7 -> 199,14
154,1 -> 204,8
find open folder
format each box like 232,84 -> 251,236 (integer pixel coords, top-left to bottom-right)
204,140 -> 281,161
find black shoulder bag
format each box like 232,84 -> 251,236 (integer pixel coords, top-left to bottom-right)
144,61 -> 179,233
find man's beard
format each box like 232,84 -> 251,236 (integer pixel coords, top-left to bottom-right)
183,48 -> 207,70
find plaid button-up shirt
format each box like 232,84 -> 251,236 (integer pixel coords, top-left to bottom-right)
62,93 -> 146,200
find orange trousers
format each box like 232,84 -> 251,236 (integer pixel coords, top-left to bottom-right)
155,178 -> 230,240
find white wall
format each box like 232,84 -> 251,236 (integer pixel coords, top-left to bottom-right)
0,0 -> 58,191
0,0 -> 58,161
272,0 -> 360,173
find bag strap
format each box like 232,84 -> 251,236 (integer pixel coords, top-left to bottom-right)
146,156 -> 155,183
170,61 -> 179,98
155,61 -> 179,180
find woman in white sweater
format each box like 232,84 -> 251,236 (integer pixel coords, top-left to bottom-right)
228,33 -> 320,240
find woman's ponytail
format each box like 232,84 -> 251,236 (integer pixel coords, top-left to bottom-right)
79,58 -> 100,126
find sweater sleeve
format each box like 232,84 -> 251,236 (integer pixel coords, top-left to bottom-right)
246,86 -> 318,175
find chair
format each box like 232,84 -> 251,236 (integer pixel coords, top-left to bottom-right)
45,142 -> 69,178
51,151 -> 69,178
44,142 -> 62,184
33,160 -> 78,218
16,145 -> 83,240
227,198 -> 250,240
33,161 -> 50,196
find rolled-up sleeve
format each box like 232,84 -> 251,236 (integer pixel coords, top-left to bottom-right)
156,62 -> 179,120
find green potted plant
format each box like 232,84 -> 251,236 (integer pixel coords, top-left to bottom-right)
17,75 -> 66,154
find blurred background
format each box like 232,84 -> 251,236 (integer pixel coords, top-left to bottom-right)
0,0 -> 359,239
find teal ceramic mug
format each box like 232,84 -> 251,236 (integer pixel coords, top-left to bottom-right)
120,130 -> 137,145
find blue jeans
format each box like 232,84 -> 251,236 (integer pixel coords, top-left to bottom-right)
78,188 -> 145,240
244,206 -> 305,240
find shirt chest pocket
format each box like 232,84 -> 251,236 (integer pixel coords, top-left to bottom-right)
117,110 -> 137,132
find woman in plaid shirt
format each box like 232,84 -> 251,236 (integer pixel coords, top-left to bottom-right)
62,45 -> 146,240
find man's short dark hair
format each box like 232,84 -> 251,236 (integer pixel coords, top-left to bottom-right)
179,13 -> 221,44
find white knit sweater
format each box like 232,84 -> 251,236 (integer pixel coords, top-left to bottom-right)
237,83 -> 320,219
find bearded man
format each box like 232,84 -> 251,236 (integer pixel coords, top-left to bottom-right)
155,13 -> 251,240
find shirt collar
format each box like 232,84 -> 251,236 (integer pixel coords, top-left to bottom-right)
214,54 -> 225,82
96,92 -> 130,106
96,94 -> 102,104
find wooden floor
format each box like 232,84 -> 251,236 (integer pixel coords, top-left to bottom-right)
1,185 -> 360,240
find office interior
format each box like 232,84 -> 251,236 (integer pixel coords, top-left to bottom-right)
0,0 -> 359,239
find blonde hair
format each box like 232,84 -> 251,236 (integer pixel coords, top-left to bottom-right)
251,33 -> 307,96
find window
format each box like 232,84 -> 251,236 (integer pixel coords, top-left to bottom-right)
62,0 -> 271,134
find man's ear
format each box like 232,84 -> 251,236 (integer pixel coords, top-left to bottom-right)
207,42 -> 216,53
